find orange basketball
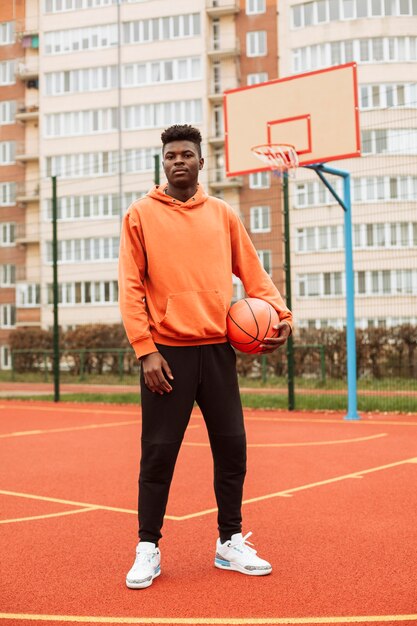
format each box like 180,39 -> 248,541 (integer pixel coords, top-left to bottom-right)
226,298 -> 279,354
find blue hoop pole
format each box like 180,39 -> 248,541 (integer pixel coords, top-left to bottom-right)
305,164 -> 360,420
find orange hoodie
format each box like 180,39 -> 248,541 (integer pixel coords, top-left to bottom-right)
118,184 -> 293,359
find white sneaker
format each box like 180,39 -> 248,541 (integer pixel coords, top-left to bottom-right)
214,532 -> 272,576
126,542 -> 161,589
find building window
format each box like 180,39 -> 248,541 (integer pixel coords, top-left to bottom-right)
16,284 -> 41,307
257,250 -> 272,274
214,148 -> 225,182
294,179 -> 343,207
213,104 -> 224,137
122,13 -> 200,46
212,17 -> 220,50
45,193 -> 122,220
246,31 -> 267,57
291,0 -> 417,27
361,128 -> 417,155
247,72 -> 268,86
0,345 -> 11,370
44,0 -> 112,11
44,24 -> 118,54
47,281 -> 119,305
0,183 -> 16,206
45,108 -> 118,137
123,99 -> 202,131
46,152 -> 119,179
212,61 -> 221,94
298,269 -> 417,297
45,66 -> 119,95
0,264 -> 16,286
0,22 -> 15,46
249,171 -> 270,188
122,56 -> 201,89
0,305 -> 16,328
232,276 -> 244,302
124,148 -> 161,174
0,60 -> 15,85
46,237 -> 119,263
246,0 -> 266,14
0,142 -> 16,164
1,223 -> 16,246
293,36 -> 417,73
250,206 -> 271,233
0,101 -> 16,125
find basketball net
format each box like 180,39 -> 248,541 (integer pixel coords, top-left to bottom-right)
251,143 -> 299,179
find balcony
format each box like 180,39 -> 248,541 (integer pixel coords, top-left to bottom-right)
15,17 -> 39,38
15,141 -> 39,163
208,134 -> 225,148
15,224 -> 39,245
206,0 -> 239,17
15,103 -> 39,122
209,173 -> 243,191
16,60 -> 39,81
207,37 -> 240,59
16,183 -> 40,204
208,79 -> 239,102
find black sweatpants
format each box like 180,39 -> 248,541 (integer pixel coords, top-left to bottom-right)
138,342 -> 246,545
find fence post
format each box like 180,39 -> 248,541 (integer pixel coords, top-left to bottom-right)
320,345 -> 326,383
80,350 -> 85,382
43,351 -> 48,382
119,350 -> 124,381
261,355 -> 267,383
11,351 -> 15,382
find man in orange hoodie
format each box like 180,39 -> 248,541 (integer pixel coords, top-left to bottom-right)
119,124 -> 292,589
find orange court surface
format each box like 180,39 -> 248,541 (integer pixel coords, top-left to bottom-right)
1,400 -> 417,626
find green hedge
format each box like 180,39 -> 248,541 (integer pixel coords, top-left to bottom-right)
9,323 -> 417,380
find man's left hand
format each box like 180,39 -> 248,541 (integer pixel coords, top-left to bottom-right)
259,321 -> 292,354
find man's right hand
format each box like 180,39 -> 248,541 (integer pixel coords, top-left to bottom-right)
141,352 -> 174,395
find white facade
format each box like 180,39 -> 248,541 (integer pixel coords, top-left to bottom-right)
36,0 -> 241,330
279,0 -> 417,329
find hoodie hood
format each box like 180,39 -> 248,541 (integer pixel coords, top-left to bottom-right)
147,183 -> 208,209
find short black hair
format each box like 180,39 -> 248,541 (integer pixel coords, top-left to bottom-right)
161,124 -> 202,158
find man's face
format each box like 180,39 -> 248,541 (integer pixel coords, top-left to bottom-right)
162,140 -> 204,188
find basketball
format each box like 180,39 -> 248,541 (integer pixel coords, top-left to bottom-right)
227,298 -> 279,354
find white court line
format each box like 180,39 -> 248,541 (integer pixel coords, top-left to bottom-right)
0,611 -> 417,624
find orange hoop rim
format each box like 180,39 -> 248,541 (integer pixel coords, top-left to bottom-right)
250,143 -> 299,173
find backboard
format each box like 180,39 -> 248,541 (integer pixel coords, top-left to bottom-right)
224,63 -> 360,176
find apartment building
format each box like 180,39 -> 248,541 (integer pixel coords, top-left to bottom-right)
3,0 -> 416,371
0,0 -> 287,367
0,0 -> 31,370
279,0 -> 417,329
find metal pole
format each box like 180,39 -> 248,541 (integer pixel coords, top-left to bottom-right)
51,175 -> 60,403
305,164 -> 360,420
342,172 -> 360,419
320,345 -> 326,383
283,173 -> 295,411
154,154 -> 160,185
117,0 -> 123,228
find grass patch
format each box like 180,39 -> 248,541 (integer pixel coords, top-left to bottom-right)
238,376 -> 417,392
0,371 -> 139,385
4,391 -> 416,413
3,370 -> 416,392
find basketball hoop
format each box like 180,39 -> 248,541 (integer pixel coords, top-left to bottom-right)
251,143 -> 299,178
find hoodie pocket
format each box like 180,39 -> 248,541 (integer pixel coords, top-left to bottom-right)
159,290 -> 227,340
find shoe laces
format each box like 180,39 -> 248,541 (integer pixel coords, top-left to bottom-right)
229,531 -> 257,555
136,547 -> 157,565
